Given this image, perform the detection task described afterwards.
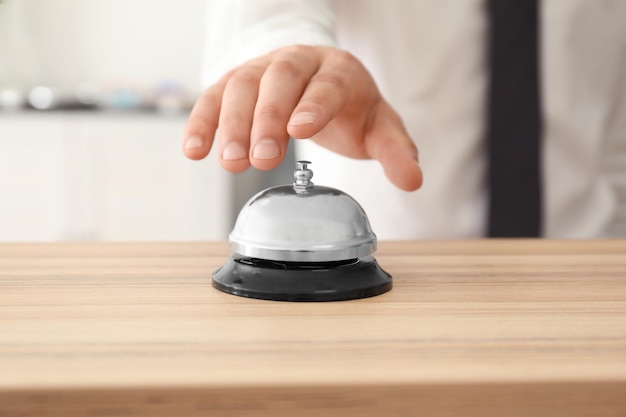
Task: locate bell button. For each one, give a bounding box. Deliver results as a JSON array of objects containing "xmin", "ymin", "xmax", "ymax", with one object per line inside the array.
[{"xmin": 293, "ymin": 160, "xmax": 314, "ymax": 192}]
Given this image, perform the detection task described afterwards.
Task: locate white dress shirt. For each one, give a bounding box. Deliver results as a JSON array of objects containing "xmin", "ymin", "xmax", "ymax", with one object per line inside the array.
[{"xmin": 203, "ymin": 0, "xmax": 626, "ymax": 239}]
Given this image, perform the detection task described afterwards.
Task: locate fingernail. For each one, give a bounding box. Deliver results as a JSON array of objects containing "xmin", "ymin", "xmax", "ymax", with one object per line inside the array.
[
  {"xmin": 288, "ymin": 112, "xmax": 316, "ymax": 126},
  {"xmin": 252, "ymin": 139, "xmax": 281, "ymax": 160},
  {"xmin": 222, "ymin": 142, "xmax": 247, "ymax": 160},
  {"xmin": 184, "ymin": 136, "xmax": 203, "ymax": 150}
]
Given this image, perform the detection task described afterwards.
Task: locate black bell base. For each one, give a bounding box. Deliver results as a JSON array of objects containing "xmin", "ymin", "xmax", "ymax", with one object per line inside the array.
[{"xmin": 212, "ymin": 255, "xmax": 392, "ymax": 302}]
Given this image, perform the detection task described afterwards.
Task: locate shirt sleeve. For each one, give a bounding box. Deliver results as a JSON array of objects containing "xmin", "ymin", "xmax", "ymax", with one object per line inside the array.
[{"xmin": 202, "ymin": 0, "xmax": 337, "ymax": 87}]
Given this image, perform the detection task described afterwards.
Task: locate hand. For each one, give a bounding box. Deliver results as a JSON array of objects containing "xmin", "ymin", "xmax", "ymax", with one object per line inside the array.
[{"xmin": 182, "ymin": 45, "xmax": 423, "ymax": 191}]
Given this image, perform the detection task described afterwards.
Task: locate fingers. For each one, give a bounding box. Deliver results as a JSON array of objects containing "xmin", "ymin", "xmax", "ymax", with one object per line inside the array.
[
  {"xmin": 365, "ymin": 101, "xmax": 423, "ymax": 191},
  {"xmin": 249, "ymin": 47, "xmax": 321, "ymax": 170},
  {"xmin": 215, "ymin": 64, "xmax": 265, "ymax": 172},
  {"xmin": 287, "ymin": 49, "xmax": 357, "ymax": 140},
  {"xmin": 182, "ymin": 74, "xmax": 229, "ymax": 161},
  {"xmin": 183, "ymin": 46, "xmax": 370, "ymax": 170}
]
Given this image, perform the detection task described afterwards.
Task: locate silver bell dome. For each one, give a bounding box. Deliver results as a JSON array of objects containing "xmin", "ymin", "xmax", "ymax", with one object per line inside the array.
[{"xmin": 229, "ymin": 161, "xmax": 377, "ymax": 262}]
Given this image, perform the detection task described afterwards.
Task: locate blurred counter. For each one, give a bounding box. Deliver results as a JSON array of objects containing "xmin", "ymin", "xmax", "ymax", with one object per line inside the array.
[{"xmin": 0, "ymin": 112, "xmax": 232, "ymax": 241}]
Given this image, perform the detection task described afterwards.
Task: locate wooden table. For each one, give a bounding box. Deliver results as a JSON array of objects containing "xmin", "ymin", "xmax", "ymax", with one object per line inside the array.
[{"xmin": 1, "ymin": 240, "xmax": 625, "ymax": 416}]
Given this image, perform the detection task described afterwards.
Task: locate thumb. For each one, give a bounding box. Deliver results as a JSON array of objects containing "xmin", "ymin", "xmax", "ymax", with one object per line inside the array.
[{"xmin": 365, "ymin": 101, "xmax": 423, "ymax": 191}]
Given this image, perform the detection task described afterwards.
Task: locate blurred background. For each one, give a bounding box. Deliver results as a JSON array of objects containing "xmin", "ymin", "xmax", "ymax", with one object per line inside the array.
[{"xmin": 0, "ymin": 0, "xmax": 289, "ymax": 242}]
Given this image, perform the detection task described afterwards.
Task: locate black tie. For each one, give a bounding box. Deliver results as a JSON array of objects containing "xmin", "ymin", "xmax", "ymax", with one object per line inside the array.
[{"xmin": 486, "ymin": 0, "xmax": 543, "ymax": 237}]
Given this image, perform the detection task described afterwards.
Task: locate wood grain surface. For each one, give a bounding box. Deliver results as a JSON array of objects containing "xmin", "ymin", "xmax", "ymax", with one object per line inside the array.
[{"xmin": 0, "ymin": 240, "xmax": 625, "ymax": 416}]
